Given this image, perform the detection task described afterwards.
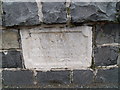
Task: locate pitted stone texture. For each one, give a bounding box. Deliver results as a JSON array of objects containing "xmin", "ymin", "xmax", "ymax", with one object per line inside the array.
[
  {"xmin": 116, "ymin": 2, "xmax": 120, "ymax": 22},
  {"xmin": 96, "ymin": 24, "xmax": 120, "ymax": 45},
  {"xmin": 73, "ymin": 70, "xmax": 94, "ymax": 86},
  {"xmin": 20, "ymin": 26, "xmax": 92, "ymax": 70},
  {"xmin": 0, "ymin": 1, "xmax": 2, "ymax": 26},
  {"xmin": 0, "ymin": 29, "xmax": 19, "ymax": 49},
  {"xmin": 0, "ymin": 52, "xmax": 1, "ymax": 68},
  {"xmin": 0, "ymin": 71, "xmax": 1, "ymax": 88},
  {"xmin": 117, "ymin": 54, "xmax": 120, "ymax": 67},
  {"xmin": 2, "ymin": 70, "xmax": 34, "ymax": 86},
  {"xmin": 94, "ymin": 46, "xmax": 119, "ymax": 66},
  {"xmin": 70, "ymin": 1, "xmax": 117, "ymax": 23},
  {"xmin": 116, "ymin": 2, "xmax": 120, "ymax": 11},
  {"xmin": 95, "ymin": 68, "xmax": 118, "ymax": 86},
  {"xmin": 42, "ymin": 2, "xmax": 67, "ymax": 24},
  {"xmin": 1, "ymin": 50, "xmax": 22, "ymax": 68},
  {"xmin": 36, "ymin": 71, "xmax": 70, "ymax": 86},
  {"xmin": 2, "ymin": 1, "xmax": 39, "ymax": 26}
]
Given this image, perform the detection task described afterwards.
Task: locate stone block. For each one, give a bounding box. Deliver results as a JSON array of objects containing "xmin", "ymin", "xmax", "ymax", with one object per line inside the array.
[
  {"xmin": 70, "ymin": 1, "xmax": 117, "ymax": 23},
  {"xmin": 20, "ymin": 26, "xmax": 92, "ymax": 70},
  {"xmin": 1, "ymin": 50, "xmax": 23, "ymax": 68},
  {"xmin": 0, "ymin": 1, "xmax": 2, "ymax": 26},
  {"xmin": 96, "ymin": 24, "xmax": 120, "ymax": 45},
  {"xmin": 2, "ymin": 70, "xmax": 34, "ymax": 86},
  {"xmin": 95, "ymin": 68, "xmax": 118, "ymax": 85},
  {"xmin": 0, "ymin": 29, "xmax": 20, "ymax": 49},
  {"xmin": 42, "ymin": 2, "xmax": 67, "ymax": 24},
  {"xmin": 2, "ymin": 1, "xmax": 39, "ymax": 26},
  {"xmin": 36, "ymin": 70, "xmax": 70, "ymax": 86},
  {"xmin": 94, "ymin": 46, "xmax": 119, "ymax": 66},
  {"xmin": 73, "ymin": 70, "xmax": 94, "ymax": 86}
]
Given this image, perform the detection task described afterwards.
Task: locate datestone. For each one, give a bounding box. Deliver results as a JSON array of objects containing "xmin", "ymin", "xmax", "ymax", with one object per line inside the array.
[{"xmin": 20, "ymin": 26, "xmax": 92, "ymax": 70}]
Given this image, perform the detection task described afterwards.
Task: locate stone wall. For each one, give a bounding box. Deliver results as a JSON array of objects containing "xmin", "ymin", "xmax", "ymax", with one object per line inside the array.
[{"xmin": 0, "ymin": 0, "xmax": 120, "ymax": 89}]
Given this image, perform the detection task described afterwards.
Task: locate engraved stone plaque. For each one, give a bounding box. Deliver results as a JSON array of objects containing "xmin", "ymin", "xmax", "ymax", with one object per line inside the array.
[{"xmin": 20, "ymin": 26, "xmax": 92, "ymax": 70}]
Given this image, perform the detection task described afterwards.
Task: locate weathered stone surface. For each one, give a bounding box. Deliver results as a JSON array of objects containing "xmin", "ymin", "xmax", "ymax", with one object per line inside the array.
[
  {"xmin": 1, "ymin": 50, "xmax": 22, "ymax": 68},
  {"xmin": 0, "ymin": 51, "xmax": 2, "ymax": 68},
  {"xmin": 116, "ymin": 2, "xmax": 120, "ymax": 11},
  {"xmin": 36, "ymin": 71, "xmax": 70, "ymax": 86},
  {"xmin": 95, "ymin": 68, "xmax": 118, "ymax": 85},
  {"xmin": 2, "ymin": 1, "xmax": 39, "ymax": 26},
  {"xmin": 0, "ymin": 29, "xmax": 20, "ymax": 49},
  {"xmin": 70, "ymin": 1, "xmax": 117, "ymax": 23},
  {"xmin": 94, "ymin": 46, "xmax": 119, "ymax": 66},
  {"xmin": 42, "ymin": 2, "xmax": 67, "ymax": 24},
  {"xmin": 96, "ymin": 24, "xmax": 120, "ymax": 45},
  {"xmin": 2, "ymin": 70, "xmax": 34, "ymax": 86},
  {"xmin": 73, "ymin": 70, "xmax": 94, "ymax": 86},
  {"xmin": 117, "ymin": 54, "xmax": 120, "ymax": 67},
  {"xmin": 20, "ymin": 26, "xmax": 92, "ymax": 70},
  {"xmin": 116, "ymin": 2, "xmax": 120, "ymax": 22},
  {"xmin": 0, "ymin": 70, "xmax": 2, "ymax": 89},
  {"xmin": 0, "ymin": 1, "xmax": 2, "ymax": 26}
]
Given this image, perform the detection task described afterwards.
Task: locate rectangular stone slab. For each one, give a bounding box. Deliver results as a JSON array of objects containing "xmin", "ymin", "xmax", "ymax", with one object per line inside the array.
[{"xmin": 20, "ymin": 26, "xmax": 92, "ymax": 70}]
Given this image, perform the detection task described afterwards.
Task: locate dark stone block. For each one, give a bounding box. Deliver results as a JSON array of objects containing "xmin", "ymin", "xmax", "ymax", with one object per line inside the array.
[
  {"xmin": 73, "ymin": 70, "xmax": 94, "ymax": 86},
  {"xmin": 116, "ymin": 2, "xmax": 120, "ymax": 11},
  {"xmin": 95, "ymin": 68, "xmax": 118, "ymax": 84},
  {"xmin": 1, "ymin": 50, "xmax": 23, "ymax": 68},
  {"xmin": 2, "ymin": 70, "xmax": 34, "ymax": 86},
  {"xmin": 95, "ymin": 24, "xmax": 120, "ymax": 45},
  {"xmin": 36, "ymin": 70, "xmax": 70, "ymax": 86},
  {"xmin": 2, "ymin": 1, "xmax": 40, "ymax": 26},
  {"xmin": 70, "ymin": 2, "xmax": 117, "ymax": 23},
  {"xmin": 116, "ymin": 2, "xmax": 120, "ymax": 22},
  {"xmin": 42, "ymin": 2, "xmax": 67, "ymax": 24},
  {"xmin": 0, "ymin": 1, "xmax": 2, "ymax": 26},
  {"xmin": 94, "ymin": 46, "xmax": 119, "ymax": 66},
  {"xmin": 0, "ymin": 52, "xmax": 2, "ymax": 68}
]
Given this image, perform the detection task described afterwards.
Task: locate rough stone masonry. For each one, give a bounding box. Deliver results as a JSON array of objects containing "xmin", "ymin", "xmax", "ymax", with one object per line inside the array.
[{"xmin": 0, "ymin": 0, "xmax": 120, "ymax": 89}]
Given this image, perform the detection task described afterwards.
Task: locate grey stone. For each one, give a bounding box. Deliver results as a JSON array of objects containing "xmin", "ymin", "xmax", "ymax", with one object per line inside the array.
[
  {"xmin": 0, "ymin": 29, "xmax": 20, "ymax": 49},
  {"xmin": 96, "ymin": 24, "xmax": 120, "ymax": 45},
  {"xmin": 73, "ymin": 70, "xmax": 94, "ymax": 86},
  {"xmin": 2, "ymin": 1, "xmax": 39, "ymax": 26},
  {"xmin": 0, "ymin": 52, "xmax": 2, "ymax": 68},
  {"xmin": 2, "ymin": 70, "xmax": 34, "ymax": 86},
  {"xmin": 94, "ymin": 46, "xmax": 119, "ymax": 66},
  {"xmin": 116, "ymin": 2, "xmax": 120, "ymax": 11},
  {"xmin": 116, "ymin": 2, "xmax": 120, "ymax": 22},
  {"xmin": 42, "ymin": 2, "xmax": 67, "ymax": 24},
  {"xmin": 0, "ymin": 1, "xmax": 2, "ymax": 26},
  {"xmin": 85, "ymin": 67, "xmax": 119, "ymax": 88},
  {"xmin": 0, "ymin": 70, "xmax": 2, "ymax": 89},
  {"xmin": 36, "ymin": 71, "xmax": 70, "ymax": 86},
  {"xmin": 1, "ymin": 50, "xmax": 23, "ymax": 68},
  {"xmin": 117, "ymin": 54, "xmax": 120, "ymax": 67},
  {"xmin": 95, "ymin": 68, "xmax": 118, "ymax": 84},
  {"xmin": 70, "ymin": 2, "xmax": 117, "ymax": 23}
]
